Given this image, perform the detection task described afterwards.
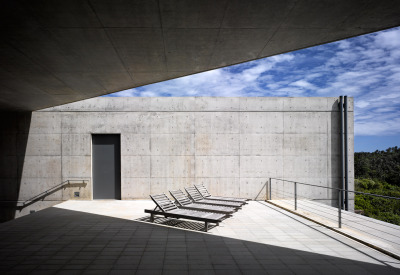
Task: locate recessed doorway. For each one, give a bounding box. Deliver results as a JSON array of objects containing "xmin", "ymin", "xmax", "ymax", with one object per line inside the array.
[{"xmin": 92, "ymin": 134, "xmax": 121, "ymax": 199}]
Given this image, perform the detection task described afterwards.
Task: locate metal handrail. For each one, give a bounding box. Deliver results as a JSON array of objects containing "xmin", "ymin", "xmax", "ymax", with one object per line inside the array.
[
  {"xmin": 21, "ymin": 179, "xmax": 88, "ymax": 206},
  {"xmin": 21, "ymin": 180, "xmax": 68, "ymax": 206},
  {"xmin": 0, "ymin": 180, "xmax": 88, "ymax": 208},
  {"xmin": 346, "ymin": 190, "xmax": 400, "ymax": 200},
  {"xmin": 267, "ymin": 177, "xmax": 400, "ymax": 228},
  {"xmin": 268, "ymin": 177, "xmax": 400, "ymax": 200}
]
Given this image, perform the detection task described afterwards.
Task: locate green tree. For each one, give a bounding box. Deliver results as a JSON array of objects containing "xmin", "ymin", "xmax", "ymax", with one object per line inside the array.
[{"xmin": 354, "ymin": 146, "xmax": 400, "ymax": 225}]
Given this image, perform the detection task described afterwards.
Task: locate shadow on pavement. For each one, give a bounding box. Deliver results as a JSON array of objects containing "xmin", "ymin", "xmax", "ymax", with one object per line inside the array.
[{"xmin": 0, "ymin": 207, "xmax": 399, "ymax": 274}]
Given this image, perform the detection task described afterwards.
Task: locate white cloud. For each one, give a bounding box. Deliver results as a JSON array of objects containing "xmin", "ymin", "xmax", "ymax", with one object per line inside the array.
[
  {"xmin": 355, "ymin": 100, "xmax": 370, "ymax": 109},
  {"xmin": 241, "ymin": 63, "xmax": 272, "ymax": 82},
  {"xmin": 356, "ymin": 117, "xmax": 400, "ymax": 136},
  {"xmin": 269, "ymin": 54, "xmax": 295, "ymax": 63},
  {"xmin": 106, "ymin": 89, "xmax": 136, "ymax": 97},
  {"xmin": 291, "ymin": 80, "xmax": 317, "ymax": 90},
  {"xmin": 275, "ymin": 87, "xmax": 305, "ymax": 96},
  {"xmin": 304, "ymin": 73, "xmax": 323, "ymax": 80},
  {"xmin": 337, "ymin": 40, "xmax": 351, "ymax": 49},
  {"xmin": 374, "ymin": 29, "xmax": 400, "ymax": 49}
]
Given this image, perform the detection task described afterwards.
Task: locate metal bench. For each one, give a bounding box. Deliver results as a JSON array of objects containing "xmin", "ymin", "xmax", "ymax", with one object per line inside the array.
[
  {"xmin": 185, "ymin": 187, "xmax": 242, "ymax": 208},
  {"xmin": 195, "ymin": 184, "xmax": 249, "ymax": 204},
  {"xmin": 144, "ymin": 193, "xmax": 227, "ymax": 232},
  {"xmin": 170, "ymin": 189, "xmax": 237, "ymax": 214}
]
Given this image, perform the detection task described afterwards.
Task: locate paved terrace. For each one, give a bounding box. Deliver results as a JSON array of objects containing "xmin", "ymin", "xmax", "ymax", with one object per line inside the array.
[{"xmin": 0, "ymin": 200, "xmax": 399, "ymax": 274}]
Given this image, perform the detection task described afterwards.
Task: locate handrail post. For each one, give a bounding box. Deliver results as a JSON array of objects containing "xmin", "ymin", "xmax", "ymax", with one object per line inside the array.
[
  {"xmin": 294, "ymin": 182, "xmax": 297, "ymax": 210},
  {"xmin": 269, "ymin": 178, "xmax": 272, "ymax": 200},
  {"xmin": 338, "ymin": 190, "xmax": 342, "ymax": 228}
]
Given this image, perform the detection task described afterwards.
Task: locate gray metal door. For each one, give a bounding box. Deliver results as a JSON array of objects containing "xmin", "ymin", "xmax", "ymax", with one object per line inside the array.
[{"xmin": 92, "ymin": 134, "xmax": 121, "ymax": 199}]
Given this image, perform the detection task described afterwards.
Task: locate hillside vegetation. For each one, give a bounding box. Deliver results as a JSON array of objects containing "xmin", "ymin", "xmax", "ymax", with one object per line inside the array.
[{"xmin": 354, "ymin": 146, "xmax": 400, "ymax": 225}]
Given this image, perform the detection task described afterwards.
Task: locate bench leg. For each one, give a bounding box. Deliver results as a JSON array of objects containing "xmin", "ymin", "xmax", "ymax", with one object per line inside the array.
[
  {"xmin": 150, "ymin": 214, "xmax": 154, "ymax": 222},
  {"xmin": 204, "ymin": 222, "xmax": 208, "ymax": 232}
]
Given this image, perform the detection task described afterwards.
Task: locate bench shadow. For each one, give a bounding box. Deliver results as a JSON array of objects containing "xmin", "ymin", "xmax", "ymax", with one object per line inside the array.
[
  {"xmin": 136, "ymin": 218, "xmax": 216, "ymax": 232},
  {"xmin": 0, "ymin": 207, "xmax": 398, "ymax": 274},
  {"xmin": 136, "ymin": 216, "xmax": 217, "ymax": 232}
]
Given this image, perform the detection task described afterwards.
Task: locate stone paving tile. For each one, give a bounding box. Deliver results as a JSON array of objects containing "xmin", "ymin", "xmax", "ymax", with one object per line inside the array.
[{"xmin": 0, "ymin": 200, "xmax": 399, "ymax": 274}]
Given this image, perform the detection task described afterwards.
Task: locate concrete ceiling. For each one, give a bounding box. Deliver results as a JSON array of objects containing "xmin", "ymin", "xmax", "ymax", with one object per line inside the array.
[{"xmin": 1, "ymin": 0, "xmax": 400, "ymax": 111}]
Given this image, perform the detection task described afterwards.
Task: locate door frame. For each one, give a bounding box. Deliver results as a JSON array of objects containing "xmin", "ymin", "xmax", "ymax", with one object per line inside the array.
[{"xmin": 91, "ymin": 133, "xmax": 121, "ymax": 200}]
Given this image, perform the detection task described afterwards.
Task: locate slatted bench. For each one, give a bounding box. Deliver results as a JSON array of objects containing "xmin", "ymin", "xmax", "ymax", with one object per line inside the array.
[
  {"xmin": 195, "ymin": 184, "xmax": 249, "ymax": 204},
  {"xmin": 144, "ymin": 193, "xmax": 227, "ymax": 232},
  {"xmin": 185, "ymin": 187, "xmax": 242, "ymax": 209},
  {"xmin": 170, "ymin": 189, "xmax": 236, "ymax": 214}
]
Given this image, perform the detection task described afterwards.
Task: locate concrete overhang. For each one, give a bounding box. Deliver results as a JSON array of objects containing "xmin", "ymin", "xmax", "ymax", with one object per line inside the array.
[{"xmin": 1, "ymin": 0, "xmax": 399, "ymax": 111}]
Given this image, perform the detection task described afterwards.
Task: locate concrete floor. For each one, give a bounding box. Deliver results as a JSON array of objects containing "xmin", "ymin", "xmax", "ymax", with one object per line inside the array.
[{"xmin": 0, "ymin": 200, "xmax": 399, "ymax": 274}]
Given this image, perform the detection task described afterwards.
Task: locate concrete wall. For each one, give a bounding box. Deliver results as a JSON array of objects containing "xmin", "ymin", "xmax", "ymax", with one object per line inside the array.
[{"xmin": 0, "ymin": 97, "xmax": 354, "ymax": 221}]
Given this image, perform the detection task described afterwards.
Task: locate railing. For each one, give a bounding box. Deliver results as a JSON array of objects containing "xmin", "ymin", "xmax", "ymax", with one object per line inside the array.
[
  {"xmin": 0, "ymin": 180, "xmax": 88, "ymax": 209},
  {"xmin": 266, "ymin": 177, "xmax": 400, "ymax": 261},
  {"xmin": 266, "ymin": 177, "xmax": 400, "ymax": 228},
  {"xmin": 20, "ymin": 180, "xmax": 88, "ymax": 208}
]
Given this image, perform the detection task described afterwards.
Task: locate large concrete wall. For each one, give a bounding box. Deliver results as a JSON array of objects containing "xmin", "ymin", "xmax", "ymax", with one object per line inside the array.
[{"xmin": 0, "ymin": 97, "xmax": 354, "ymax": 221}]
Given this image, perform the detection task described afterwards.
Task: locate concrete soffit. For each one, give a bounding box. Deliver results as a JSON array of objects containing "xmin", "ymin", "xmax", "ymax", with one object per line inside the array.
[{"xmin": 0, "ymin": 0, "xmax": 399, "ymax": 111}]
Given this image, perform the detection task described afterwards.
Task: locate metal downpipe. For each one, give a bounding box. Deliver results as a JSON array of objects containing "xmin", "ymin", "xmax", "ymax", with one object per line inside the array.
[
  {"xmin": 339, "ymin": 96, "xmax": 345, "ymax": 209},
  {"xmin": 344, "ymin": 96, "xmax": 349, "ymax": 211}
]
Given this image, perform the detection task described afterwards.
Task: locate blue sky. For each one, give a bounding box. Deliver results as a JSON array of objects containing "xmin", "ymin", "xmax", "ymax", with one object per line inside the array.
[{"xmin": 105, "ymin": 27, "xmax": 400, "ymax": 152}]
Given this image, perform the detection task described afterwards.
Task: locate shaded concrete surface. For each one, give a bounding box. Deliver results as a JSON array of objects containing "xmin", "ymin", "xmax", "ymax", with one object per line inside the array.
[
  {"xmin": 0, "ymin": 112, "xmax": 32, "ymax": 222},
  {"xmin": 269, "ymin": 199, "xmax": 400, "ymax": 260},
  {"xmin": 0, "ymin": 201, "xmax": 398, "ymax": 274},
  {"xmin": 1, "ymin": 1, "xmax": 400, "ymax": 111}
]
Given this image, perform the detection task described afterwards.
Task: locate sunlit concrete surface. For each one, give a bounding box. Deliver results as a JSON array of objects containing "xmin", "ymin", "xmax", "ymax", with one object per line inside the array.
[
  {"xmin": 0, "ymin": 200, "xmax": 397, "ymax": 274},
  {"xmin": 269, "ymin": 199, "xmax": 400, "ymax": 259},
  {"xmin": 1, "ymin": 97, "xmax": 354, "ymax": 222},
  {"xmin": 55, "ymin": 200, "xmax": 157, "ymax": 221}
]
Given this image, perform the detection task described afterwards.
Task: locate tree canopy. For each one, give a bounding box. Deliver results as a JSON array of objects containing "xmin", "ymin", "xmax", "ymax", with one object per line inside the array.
[
  {"xmin": 354, "ymin": 146, "xmax": 400, "ymax": 225},
  {"xmin": 355, "ymin": 146, "xmax": 400, "ymax": 186}
]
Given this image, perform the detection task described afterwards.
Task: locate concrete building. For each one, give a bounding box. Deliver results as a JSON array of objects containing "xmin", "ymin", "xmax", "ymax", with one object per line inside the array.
[
  {"xmin": 0, "ymin": 1, "xmax": 396, "ymax": 222},
  {"xmin": 1, "ymin": 2, "xmax": 399, "ymax": 273},
  {"xmin": 0, "ymin": 97, "xmax": 353, "ymax": 221}
]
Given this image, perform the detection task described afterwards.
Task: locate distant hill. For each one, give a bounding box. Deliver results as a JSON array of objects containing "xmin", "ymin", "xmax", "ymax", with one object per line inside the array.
[{"xmin": 355, "ymin": 146, "xmax": 400, "ymax": 187}]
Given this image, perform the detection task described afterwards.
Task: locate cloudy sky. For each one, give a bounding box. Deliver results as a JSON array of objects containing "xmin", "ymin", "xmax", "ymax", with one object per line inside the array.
[{"xmin": 106, "ymin": 27, "xmax": 400, "ymax": 152}]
